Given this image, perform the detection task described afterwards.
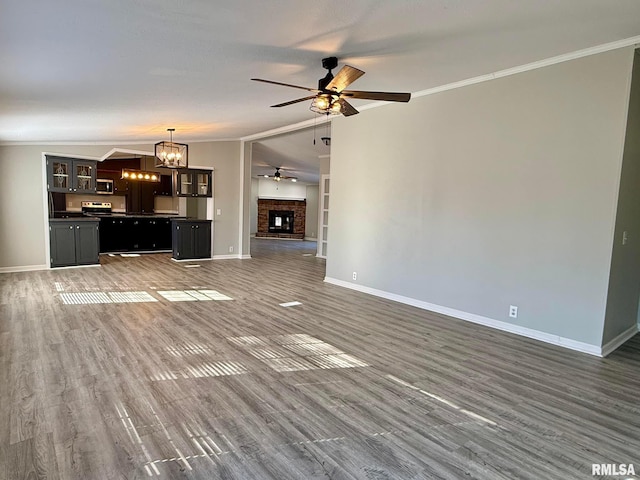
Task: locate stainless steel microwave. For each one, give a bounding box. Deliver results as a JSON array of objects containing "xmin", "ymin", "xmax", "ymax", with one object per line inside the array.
[{"xmin": 96, "ymin": 178, "xmax": 113, "ymax": 194}]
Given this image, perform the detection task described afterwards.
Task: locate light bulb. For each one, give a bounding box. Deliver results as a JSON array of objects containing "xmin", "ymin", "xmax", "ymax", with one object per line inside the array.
[
  {"xmin": 291, "ymin": 178, "xmax": 297, "ymax": 182},
  {"xmin": 315, "ymin": 96, "xmax": 329, "ymax": 109},
  {"xmin": 151, "ymin": 175, "xmax": 157, "ymax": 181},
  {"xmin": 138, "ymin": 173, "xmax": 143, "ymax": 179},
  {"xmin": 123, "ymin": 172, "xmax": 129, "ymax": 178},
  {"xmin": 144, "ymin": 174, "xmax": 150, "ymax": 180}
]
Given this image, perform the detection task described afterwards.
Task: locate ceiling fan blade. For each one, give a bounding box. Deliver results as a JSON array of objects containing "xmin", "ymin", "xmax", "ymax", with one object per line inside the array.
[
  {"xmin": 325, "ymin": 65, "xmax": 365, "ymax": 92},
  {"xmin": 271, "ymin": 96, "xmax": 317, "ymax": 108},
  {"xmin": 337, "ymin": 99, "xmax": 359, "ymax": 117},
  {"xmin": 340, "ymin": 90, "xmax": 411, "ymax": 102},
  {"xmin": 251, "ymin": 78, "xmax": 319, "ymax": 93}
]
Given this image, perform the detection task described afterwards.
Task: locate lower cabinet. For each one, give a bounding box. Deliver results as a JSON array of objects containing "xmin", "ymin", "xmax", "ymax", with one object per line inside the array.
[
  {"xmin": 172, "ymin": 220, "xmax": 212, "ymax": 260},
  {"xmin": 99, "ymin": 217, "xmax": 173, "ymax": 252},
  {"xmin": 50, "ymin": 220, "xmax": 100, "ymax": 267}
]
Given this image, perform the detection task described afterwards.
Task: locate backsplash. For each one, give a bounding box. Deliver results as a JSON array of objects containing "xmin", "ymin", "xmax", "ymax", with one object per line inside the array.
[{"xmin": 65, "ymin": 194, "xmax": 127, "ymax": 212}]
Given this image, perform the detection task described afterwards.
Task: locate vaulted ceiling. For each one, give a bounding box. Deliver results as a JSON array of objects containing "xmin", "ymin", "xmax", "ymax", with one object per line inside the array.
[{"xmin": 2, "ymin": 1, "xmax": 640, "ymax": 145}]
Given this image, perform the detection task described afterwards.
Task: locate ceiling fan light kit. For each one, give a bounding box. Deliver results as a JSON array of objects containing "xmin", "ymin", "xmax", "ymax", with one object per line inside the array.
[
  {"xmin": 262, "ymin": 167, "xmax": 297, "ymax": 182},
  {"xmin": 155, "ymin": 128, "xmax": 188, "ymax": 168},
  {"xmin": 252, "ymin": 56, "xmax": 411, "ymax": 117}
]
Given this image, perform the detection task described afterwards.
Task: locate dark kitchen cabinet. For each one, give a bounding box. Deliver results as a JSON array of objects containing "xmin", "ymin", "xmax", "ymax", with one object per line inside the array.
[
  {"xmin": 50, "ymin": 220, "xmax": 100, "ymax": 267},
  {"xmin": 149, "ymin": 218, "xmax": 172, "ymax": 250},
  {"xmin": 99, "ymin": 217, "xmax": 172, "ymax": 253},
  {"xmin": 47, "ymin": 156, "xmax": 97, "ymax": 194},
  {"xmin": 176, "ymin": 169, "xmax": 212, "ymax": 197},
  {"xmin": 99, "ymin": 217, "xmax": 129, "ymax": 252},
  {"xmin": 172, "ymin": 220, "xmax": 211, "ymax": 260},
  {"xmin": 154, "ymin": 175, "xmax": 173, "ymax": 196},
  {"xmin": 127, "ymin": 182, "xmax": 155, "ymax": 214}
]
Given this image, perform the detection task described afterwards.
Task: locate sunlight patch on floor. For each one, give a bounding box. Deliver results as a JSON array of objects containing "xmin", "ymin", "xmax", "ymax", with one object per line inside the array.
[
  {"xmin": 156, "ymin": 290, "xmax": 234, "ymax": 302},
  {"xmin": 227, "ymin": 334, "xmax": 369, "ymax": 373}
]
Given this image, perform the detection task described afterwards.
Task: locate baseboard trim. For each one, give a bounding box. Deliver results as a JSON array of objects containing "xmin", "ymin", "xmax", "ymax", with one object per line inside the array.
[
  {"xmin": 171, "ymin": 257, "xmax": 215, "ymax": 262},
  {"xmin": 324, "ymin": 277, "xmax": 602, "ymax": 357},
  {"xmin": 212, "ymin": 254, "xmax": 247, "ymax": 260},
  {"xmin": 601, "ymin": 325, "xmax": 639, "ymax": 357},
  {"xmin": 304, "ymin": 237, "xmax": 318, "ymax": 242},
  {"xmin": 0, "ymin": 264, "xmax": 49, "ymax": 273}
]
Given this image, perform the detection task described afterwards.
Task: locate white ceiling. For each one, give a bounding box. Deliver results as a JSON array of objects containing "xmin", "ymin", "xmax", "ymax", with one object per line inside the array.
[{"xmin": 2, "ymin": 1, "xmax": 640, "ymax": 146}]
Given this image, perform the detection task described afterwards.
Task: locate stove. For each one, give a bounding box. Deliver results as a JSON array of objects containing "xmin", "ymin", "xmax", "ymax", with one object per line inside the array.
[{"xmin": 81, "ymin": 201, "xmax": 112, "ymax": 215}]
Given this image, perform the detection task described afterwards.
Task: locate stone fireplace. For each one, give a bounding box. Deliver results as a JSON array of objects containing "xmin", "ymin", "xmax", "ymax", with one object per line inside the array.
[{"xmin": 257, "ymin": 199, "xmax": 306, "ymax": 239}]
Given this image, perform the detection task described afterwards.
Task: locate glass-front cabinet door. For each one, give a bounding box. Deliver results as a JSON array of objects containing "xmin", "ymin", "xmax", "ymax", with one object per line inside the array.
[
  {"xmin": 196, "ymin": 172, "xmax": 211, "ymax": 196},
  {"xmin": 178, "ymin": 171, "xmax": 194, "ymax": 196},
  {"xmin": 47, "ymin": 156, "xmax": 97, "ymax": 193},
  {"xmin": 47, "ymin": 157, "xmax": 73, "ymax": 192},
  {"xmin": 176, "ymin": 169, "xmax": 212, "ymax": 197},
  {"xmin": 72, "ymin": 160, "xmax": 96, "ymax": 193}
]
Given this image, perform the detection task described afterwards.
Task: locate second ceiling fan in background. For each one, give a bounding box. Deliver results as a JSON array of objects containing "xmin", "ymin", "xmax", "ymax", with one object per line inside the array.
[{"xmin": 252, "ymin": 57, "xmax": 411, "ymax": 117}]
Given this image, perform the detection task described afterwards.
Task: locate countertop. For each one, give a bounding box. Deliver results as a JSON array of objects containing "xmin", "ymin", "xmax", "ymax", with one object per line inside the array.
[
  {"xmin": 49, "ymin": 216, "xmax": 102, "ymax": 222},
  {"xmin": 50, "ymin": 212, "xmax": 186, "ymax": 220}
]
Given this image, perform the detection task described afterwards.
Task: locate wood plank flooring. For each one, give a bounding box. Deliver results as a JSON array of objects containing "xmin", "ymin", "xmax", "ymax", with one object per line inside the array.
[{"xmin": 1, "ymin": 238, "xmax": 639, "ymax": 479}]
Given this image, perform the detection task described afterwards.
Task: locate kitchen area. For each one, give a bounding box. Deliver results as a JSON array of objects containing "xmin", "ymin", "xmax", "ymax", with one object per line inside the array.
[{"xmin": 47, "ymin": 154, "xmax": 213, "ymax": 267}]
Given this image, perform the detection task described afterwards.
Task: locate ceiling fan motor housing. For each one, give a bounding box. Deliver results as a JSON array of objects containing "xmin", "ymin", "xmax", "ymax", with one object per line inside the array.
[
  {"xmin": 322, "ymin": 57, "xmax": 338, "ymax": 70},
  {"xmin": 318, "ymin": 57, "xmax": 338, "ymax": 90}
]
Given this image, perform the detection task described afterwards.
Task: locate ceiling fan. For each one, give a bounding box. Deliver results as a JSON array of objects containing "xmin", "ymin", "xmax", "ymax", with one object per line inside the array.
[
  {"xmin": 252, "ymin": 57, "xmax": 411, "ymax": 117},
  {"xmin": 262, "ymin": 167, "xmax": 297, "ymax": 182}
]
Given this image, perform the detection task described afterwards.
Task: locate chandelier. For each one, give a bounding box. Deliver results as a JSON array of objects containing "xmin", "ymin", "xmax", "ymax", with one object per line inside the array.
[{"xmin": 155, "ymin": 128, "xmax": 188, "ymax": 168}]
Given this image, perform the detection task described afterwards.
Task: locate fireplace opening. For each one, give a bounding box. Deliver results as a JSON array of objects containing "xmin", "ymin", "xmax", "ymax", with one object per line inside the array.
[{"xmin": 268, "ymin": 210, "xmax": 294, "ymax": 234}]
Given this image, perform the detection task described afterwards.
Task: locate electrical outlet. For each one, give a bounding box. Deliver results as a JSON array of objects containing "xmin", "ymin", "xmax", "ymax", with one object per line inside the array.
[
  {"xmin": 509, "ymin": 305, "xmax": 518, "ymax": 318},
  {"xmin": 67, "ymin": 201, "xmax": 72, "ymax": 207},
  {"xmin": 229, "ymin": 246, "xmax": 233, "ymax": 253},
  {"xmin": 217, "ymin": 209, "xmax": 221, "ymax": 216},
  {"xmin": 623, "ymin": 231, "xmax": 628, "ymax": 245},
  {"xmin": 352, "ymin": 272, "xmax": 357, "ymax": 281}
]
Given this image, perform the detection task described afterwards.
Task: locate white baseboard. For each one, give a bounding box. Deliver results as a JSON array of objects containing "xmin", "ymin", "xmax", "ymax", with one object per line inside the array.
[
  {"xmin": 171, "ymin": 257, "xmax": 214, "ymax": 262},
  {"xmin": 212, "ymin": 254, "xmax": 249, "ymax": 260},
  {"xmin": 601, "ymin": 325, "xmax": 639, "ymax": 357},
  {"xmin": 305, "ymin": 237, "xmax": 318, "ymax": 241},
  {"xmin": 171, "ymin": 254, "xmax": 251, "ymax": 261},
  {"xmin": 324, "ymin": 277, "xmax": 602, "ymax": 357},
  {"xmin": 0, "ymin": 263, "xmax": 49, "ymax": 273}
]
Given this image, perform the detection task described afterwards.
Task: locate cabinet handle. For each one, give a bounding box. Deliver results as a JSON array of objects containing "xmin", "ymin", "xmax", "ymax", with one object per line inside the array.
[
  {"xmin": 76, "ymin": 225, "xmax": 80, "ymax": 229},
  {"xmin": 69, "ymin": 225, "xmax": 73, "ymax": 229},
  {"xmin": 196, "ymin": 225, "xmax": 199, "ymax": 229}
]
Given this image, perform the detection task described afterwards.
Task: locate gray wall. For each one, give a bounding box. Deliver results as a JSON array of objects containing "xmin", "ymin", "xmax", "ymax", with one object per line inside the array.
[
  {"xmin": 250, "ymin": 177, "xmax": 259, "ymax": 235},
  {"xmin": 0, "ymin": 141, "xmax": 241, "ymax": 269},
  {"xmin": 174, "ymin": 141, "xmax": 241, "ymax": 256},
  {"xmin": 305, "ymin": 185, "xmax": 319, "ymax": 239},
  {"xmin": 603, "ymin": 49, "xmax": 640, "ymax": 344},
  {"xmin": 327, "ymin": 48, "xmax": 633, "ymax": 347}
]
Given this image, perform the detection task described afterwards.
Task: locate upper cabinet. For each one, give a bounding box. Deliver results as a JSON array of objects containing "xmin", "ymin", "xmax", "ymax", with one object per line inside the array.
[
  {"xmin": 176, "ymin": 169, "xmax": 212, "ymax": 197},
  {"xmin": 47, "ymin": 156, "xmax": 97, "ymax": 194},
  {"xmin": 154, "ymin": 174, "xmax": 173, "ymax": 196}
]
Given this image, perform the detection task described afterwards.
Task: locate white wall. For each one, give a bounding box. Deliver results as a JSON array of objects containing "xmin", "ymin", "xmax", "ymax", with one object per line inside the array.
[
  {"xmin": 0, "ymin": 140, "xmax": 241, "ymax": 269},
  {"xmin": 327, "ymin": 47, "xmax": 634, "ymax": 349},
  {"xmin": 257, "ymin": 178, "xmax": 307, "ymax": 199}
]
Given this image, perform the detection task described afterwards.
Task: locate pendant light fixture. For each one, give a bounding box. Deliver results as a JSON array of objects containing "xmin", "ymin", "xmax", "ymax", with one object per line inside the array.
[{"xmin": 155, "ymin": 128, "xmax": 188, "ymax": 168}]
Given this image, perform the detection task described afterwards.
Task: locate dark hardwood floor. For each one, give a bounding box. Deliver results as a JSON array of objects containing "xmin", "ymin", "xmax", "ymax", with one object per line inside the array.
[{"xmin": 1, "ymin": 238, "xmax": 639, "ymax": 479}]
